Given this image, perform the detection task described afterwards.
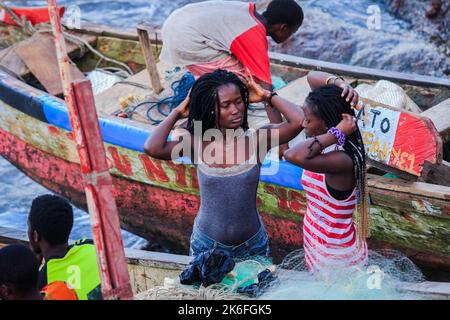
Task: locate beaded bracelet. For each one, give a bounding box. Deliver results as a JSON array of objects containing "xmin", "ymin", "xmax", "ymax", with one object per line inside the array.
[{"xmin": 327, "ymin": 127, "xmax": 346, "ymax": 147}]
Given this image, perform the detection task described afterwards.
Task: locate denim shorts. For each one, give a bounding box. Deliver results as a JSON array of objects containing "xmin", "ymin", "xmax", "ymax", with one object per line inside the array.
[{"xmin": 189, "ymin": 221, "xmax": 270, "ymax": 260}]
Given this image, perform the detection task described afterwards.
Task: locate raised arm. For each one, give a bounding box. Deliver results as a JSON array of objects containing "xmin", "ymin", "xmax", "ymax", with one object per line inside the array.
[
  {"xmin": 143, "ymin": 97, "xmax": 190, "ymax": 161},
  {"xmin": 259, "ymin": 80, "xmax": 283, "ymax": 124},
  {"xmin": 307, "ymin": 71, "xmax": 359, "ymax": 107},
  {"xmin": 246, "ymin": 73, "xmax": 304, "ymax": 153},
  {"xmin": 284, "ymin": 114, "xmax": 356, "ymax": 174}
]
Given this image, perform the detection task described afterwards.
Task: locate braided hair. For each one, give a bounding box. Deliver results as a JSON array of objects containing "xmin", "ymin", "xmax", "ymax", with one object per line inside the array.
[
  {"xmin": 305, "ymin": 85, "xmax": 370, "ymax": 245},
  {"xmin": 185, "ymin": 69, "xmax": 249, "ymax": 135}
]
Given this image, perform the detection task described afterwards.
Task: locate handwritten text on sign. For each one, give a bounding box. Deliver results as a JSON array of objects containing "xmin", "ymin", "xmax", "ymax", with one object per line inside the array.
[
  {"xmin": 357, "ymin": 101, "xmax": 438, "ymax": 176},
  {"xmin": 358, "ymin": 105, "xmax": 400, "ymax": 165}
]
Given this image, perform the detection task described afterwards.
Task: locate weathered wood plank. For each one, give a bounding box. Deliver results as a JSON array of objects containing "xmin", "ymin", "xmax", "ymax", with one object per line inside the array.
[
  {"xmin": 422, "ymin": 98, "xmax": 450, "ymax": 143},
  {"xmin": 137, "ymin": 26, "xmax": 163, "ymax": 94},
  {"xmin": 419, "ymin": 160, "xmax": 450, "ymax": 187},
  {"xmin": 367, "ymin": 173, "xmax": 450, "ymax": 201},
  {"xmin": 13, "ymin": 33, "xmax": 85, "ymax": 95},
  {"xmin": 269, "ymin": 52, "xmax": 450, "ymax": 89},
  {"xmin": 0, "ymin": 46, "xmax": 27, "ymax": 79},
  {"xmin": 0, "ymin": 30, "xmax": 96, "ymax": 81}
]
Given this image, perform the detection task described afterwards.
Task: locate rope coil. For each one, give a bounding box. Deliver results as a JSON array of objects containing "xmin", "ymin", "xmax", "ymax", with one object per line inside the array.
[{"xmin": 126, "ymin": 72, "xmax": 196, "ymax": 124}]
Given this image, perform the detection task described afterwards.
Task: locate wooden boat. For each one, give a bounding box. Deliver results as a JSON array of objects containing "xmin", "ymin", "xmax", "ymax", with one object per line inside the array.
[
  {"xmin": 0, "ymin": 225, "xmax": 449, "ymax": 299},
  {"xmin": 0, "ymin": 21, "xmax": 449, "ymax": 271}
]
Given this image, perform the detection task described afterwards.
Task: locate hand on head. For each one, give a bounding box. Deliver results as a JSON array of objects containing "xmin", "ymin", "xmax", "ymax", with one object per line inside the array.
[
  {"xmin": 175, "ymin": 91, "xmax": 191, "ymax": 118},
  {"xmin": 336, "ymin": 113, "xmax": 357, "ymax": 137},
  {"xmin": 335, "ymin": 80, "xmax": 359, "ymax": 107},
  {"xmin": 244, "ymin": 68, "xmax": 271, "ymax": 103}
]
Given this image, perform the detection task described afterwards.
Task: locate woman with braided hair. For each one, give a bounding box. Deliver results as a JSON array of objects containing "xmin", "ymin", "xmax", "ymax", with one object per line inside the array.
[
  {"xmin": 144, "ymin": 69, "xmax": 304, "ymax": 259},
  {"xmin": 284, "ymin": 71, "xmax": 369, "ymax": 273}
]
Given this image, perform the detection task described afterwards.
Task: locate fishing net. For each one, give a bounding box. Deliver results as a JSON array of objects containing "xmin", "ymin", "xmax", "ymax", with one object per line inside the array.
[
  {"xmin": 259, "ymin": 248, "xmax": 427, "ymax": 300},
  {"xmin": 135, "ymin": 257, "xmax": 272, "ymax": 300},
  {"xmin": 135, "ymin": 283, "xmax": 249, "ymax": 301},
  {"xmin": 135, "ymin": 249, "xmax": 429, "ymax": 300}
]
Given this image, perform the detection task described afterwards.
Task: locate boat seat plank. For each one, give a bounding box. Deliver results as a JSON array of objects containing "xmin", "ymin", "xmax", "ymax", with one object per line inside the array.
[
  {"xmin": 13, "ymin": 33, "xmax": 86, "ymax": 96},
  {"xmin": 277, "ymin": 75, "xmax": 311, "ymax": 106},
  {"xmin": 0, "ymin": 31, "xmax": 96, "ymax": 82},
  {"xmin": 422, "ymin": 98, "xmax": 450, "ymax": 143},
  {"xmin": 0, "ymin": 46, "xmax": 28, "ymax": 78}
]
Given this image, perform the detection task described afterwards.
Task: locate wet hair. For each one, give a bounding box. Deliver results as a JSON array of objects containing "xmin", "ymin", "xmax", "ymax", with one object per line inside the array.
[
  {"xmin": 305, "ymin": 85, "xmax": 369, "ymax": 243},
  {"xmin": 186, "ymin": 69, "xmax": 249, "ymax": 135},
  {"xmin": 0, "ymin": 245, "xmax": 39, "ymax": 293},
  {"xmin": 263, "ymin": 0, "xmax": 304, "ymax": 28},
  {"xmin": 28, "ymin": 194, "xmax": 73, "ymax": 246}
]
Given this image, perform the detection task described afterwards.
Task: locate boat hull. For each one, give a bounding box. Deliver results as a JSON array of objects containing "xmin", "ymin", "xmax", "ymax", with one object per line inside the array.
[{"xmin": 0, "ymin": 106, "xmax": 450, "ymax": 270}]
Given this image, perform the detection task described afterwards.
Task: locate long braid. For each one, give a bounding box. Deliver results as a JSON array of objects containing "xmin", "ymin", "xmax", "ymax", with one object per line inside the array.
[
  {"xmin": 306, "ymin": 85, "xmax": 370, "ymax": 248},
  {"xmin": 186, "ymin": 69, "xmax": 249, "ymax": 135}
]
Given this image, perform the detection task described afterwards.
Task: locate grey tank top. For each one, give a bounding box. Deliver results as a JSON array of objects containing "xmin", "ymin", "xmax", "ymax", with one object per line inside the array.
[{"xmin": 195, "ymin": 162, "xmax": 262, "ymax": 246}]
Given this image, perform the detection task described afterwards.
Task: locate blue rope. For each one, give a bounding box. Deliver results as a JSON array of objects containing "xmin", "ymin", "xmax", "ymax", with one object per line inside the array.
[{"xmin": 128, "ymin": 72, "xmax": 196, "ymax": 125}]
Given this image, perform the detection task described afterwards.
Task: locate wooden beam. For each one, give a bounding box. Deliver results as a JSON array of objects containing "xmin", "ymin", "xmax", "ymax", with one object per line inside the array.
[
  {"xmin": 137, "ymin": 24, "xmax": 163, "ymax": 94},
  {"xmin": 367, "ymin": 159, "xmax": 417, "ymax": 181},
  {"xmin": 269, "ymin": 52, "xmax": 450, "ymax": 89},
  {"xmin": 14, "ymin": 32, "xmax": 85, "ymax": 95},
  {"xmin": 419, "ymin": 160, "xmax": 450, "ymax": 187},
  {"xmin": 47, "ymin": 0, "xmax": 133, "ymax": 300},
  {"xmin": 367, "ymin": 173, "xmax": 450, "ymax": 201},
  {"xmin": 422, "ymin": 98, "xmax": 450, "ymax": 143}
]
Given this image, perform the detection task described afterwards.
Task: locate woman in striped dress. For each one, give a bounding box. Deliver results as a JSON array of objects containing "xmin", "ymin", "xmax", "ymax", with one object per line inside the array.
[{"xmin": 284, "ymin": 71, "xmax": 369, "ymax": 273}]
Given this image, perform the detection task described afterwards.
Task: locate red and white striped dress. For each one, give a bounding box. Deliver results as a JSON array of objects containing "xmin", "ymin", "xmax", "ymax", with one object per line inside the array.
[{"xmin": 301, "ymin": 170, "xmax": 368, "ymax": 273}]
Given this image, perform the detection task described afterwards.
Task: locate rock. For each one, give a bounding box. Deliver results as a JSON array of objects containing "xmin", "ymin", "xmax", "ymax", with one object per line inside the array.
[
  {"xmin": 384, "ymin": 0, "xmax": 449, "ymax": 57},
  {"xmin": 425, "ymin": 0, "xmax": 442, "ymax": 20}
]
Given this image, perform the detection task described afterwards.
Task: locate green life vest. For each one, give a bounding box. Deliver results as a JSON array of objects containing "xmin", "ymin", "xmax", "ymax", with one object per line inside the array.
[{"xmin": 46, "ymin": 239, "xmax": 102, "ymax": 300}]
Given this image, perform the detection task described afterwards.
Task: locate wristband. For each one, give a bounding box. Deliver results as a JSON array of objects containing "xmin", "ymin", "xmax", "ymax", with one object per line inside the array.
[
  {"xmin": 267, "ymin": 91, "xmax": 278, "ymax": 108},
  {"xmin": 327, "ymin": 127, "xmax": 346, "ymax": 147}
]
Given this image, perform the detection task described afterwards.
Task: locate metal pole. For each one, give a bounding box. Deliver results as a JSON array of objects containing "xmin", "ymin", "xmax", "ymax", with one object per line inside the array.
[{"xmin": 47, "ymin": 0, "xmax": 133, "ymax": 300}]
